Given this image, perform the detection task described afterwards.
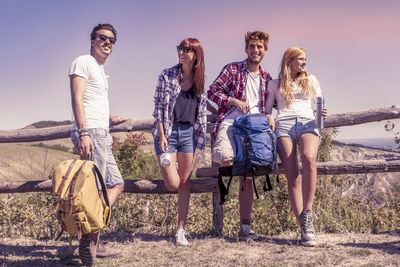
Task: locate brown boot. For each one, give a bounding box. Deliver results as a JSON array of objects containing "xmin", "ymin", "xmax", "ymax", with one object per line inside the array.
[
  {"xmin": 96, "ymin": 234, "xmax": 122, "ymax": 258},
  {"xmin": 79, "ymin": 232, "xmax": 99, "ymax": 266}
]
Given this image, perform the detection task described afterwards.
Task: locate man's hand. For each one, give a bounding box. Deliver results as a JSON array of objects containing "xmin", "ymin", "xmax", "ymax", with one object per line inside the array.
[
  {"xmin": 110, "ymin": 115, "xmax": 127, "ymax": 125},
  {"xmin": 229, "ymin": 98, "xmax": 250, "ymax": 114},
  {"xmin": 78, "ymin": 135, "xmax": 94, "ymax": 157}
]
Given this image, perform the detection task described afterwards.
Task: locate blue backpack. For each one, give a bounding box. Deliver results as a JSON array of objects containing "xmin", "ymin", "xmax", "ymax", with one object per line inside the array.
[{"xmin": 218, "ymin": 113, "xmax": 278, "ymax": 203}]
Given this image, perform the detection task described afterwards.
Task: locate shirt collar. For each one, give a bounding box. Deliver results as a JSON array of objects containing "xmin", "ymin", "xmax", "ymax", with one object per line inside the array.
[{"xmin": 241, "ymin": 59, "xmax": 266, "ymax": 76}]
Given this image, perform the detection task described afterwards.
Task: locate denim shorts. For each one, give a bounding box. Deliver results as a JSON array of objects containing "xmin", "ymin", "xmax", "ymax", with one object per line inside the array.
[
  {"xmin": 71, "ymin": 128, "xmax": 124, "ymax": 190},
  {"xmin": 154, "ymin": 123, "xmax": 196, "ymax": 155},
  {"xmin": 275, "ymin": 117, "xmax": 320, "ymax": 141}
]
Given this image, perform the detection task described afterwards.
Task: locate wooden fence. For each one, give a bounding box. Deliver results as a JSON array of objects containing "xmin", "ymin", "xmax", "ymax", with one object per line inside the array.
[{"xmin": 1, "ymin": 104, "xmax": 400, "ymax": 235}]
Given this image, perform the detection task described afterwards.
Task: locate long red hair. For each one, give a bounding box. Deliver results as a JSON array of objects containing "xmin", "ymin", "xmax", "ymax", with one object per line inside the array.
[{"xmin": 179, "ymin": 38, "xmax": 205, "ymax": 96}]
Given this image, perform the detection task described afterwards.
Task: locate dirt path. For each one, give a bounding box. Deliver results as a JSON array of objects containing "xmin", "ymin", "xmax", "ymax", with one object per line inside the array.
[{"xmin": 1, "ymin": 231, "xmax": 399, "ymax": 266}]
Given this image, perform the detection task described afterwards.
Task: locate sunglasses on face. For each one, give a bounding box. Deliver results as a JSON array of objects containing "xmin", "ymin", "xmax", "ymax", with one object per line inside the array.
[
  {"xmin": 176, "ymin": 46, "xmax": 194, "ymax": 53},
  {"xmin": 96, "ymin": 34, "xmax": 117, "ymax": 44}
]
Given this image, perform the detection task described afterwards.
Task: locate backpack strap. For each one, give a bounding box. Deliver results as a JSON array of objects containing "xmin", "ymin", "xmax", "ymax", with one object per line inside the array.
[
  {"xmin": 67, "ymin": 164, "xmax": 85, "ymax": 216},
  {"xmin": 93, "ymin": 164, "xmax": 111, "ymax": 224},
  {"xmin": 74, "ymin": 213, "xmax": 82, "ymax": 240},
  {"xmin": 217, "ymin": 173, "xmax": 227, "ymax": 204},
  {"xmin": 251, "ymin": 167, "xmax": 260, "ymax": 199},
  {"xmin": 50, "ymin": 159, "xmax": 77, "ymax": 215},
  {"xmin": 217, "ymin": 166, "xmax": 234, "ymax": 205},
  {"xmin": 263, "ymin": 173, "xmax": 273, "ymax": 191}
]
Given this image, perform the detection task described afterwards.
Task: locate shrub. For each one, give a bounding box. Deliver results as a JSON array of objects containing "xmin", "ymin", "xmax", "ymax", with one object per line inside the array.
[{"xmin": 0, "ymin": 131, "xmax": 399, "ymax": 238}]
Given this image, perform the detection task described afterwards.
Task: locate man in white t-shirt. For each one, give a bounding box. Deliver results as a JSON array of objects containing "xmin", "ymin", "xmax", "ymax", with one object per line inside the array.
[
  {"xmin": 207, "ymin": 31, "xmax": 273, "ymax": 241},
  {"xmin": 69, "ymin": 23, "xmax": 125, "ymax": 264}
]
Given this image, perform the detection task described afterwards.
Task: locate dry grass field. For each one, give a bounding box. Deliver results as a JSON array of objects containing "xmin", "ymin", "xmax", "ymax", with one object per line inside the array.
[
  {"xmin": 0, "ymin": 143, "xmax": 78, "ymax": 182},
  {"xmin": 0, "ymin": 231, "xmax": 399, "ymax": 266}
]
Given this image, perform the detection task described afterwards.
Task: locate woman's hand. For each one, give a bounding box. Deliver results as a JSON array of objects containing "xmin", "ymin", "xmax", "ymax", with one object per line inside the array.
[
  {"xmin": 110, "ymin": 115, "xmax": 127, "ymax": 125},
  {"xmin": 267, "ymin": 115, "xmax": 275, "ymax": 131},
  {"xmin": 159, "ymin": 135, "xmax": 168, "ymax": 153},
  {"xmin": 322, "ymin": 108, "xmax": 328, "ymax": 119}
]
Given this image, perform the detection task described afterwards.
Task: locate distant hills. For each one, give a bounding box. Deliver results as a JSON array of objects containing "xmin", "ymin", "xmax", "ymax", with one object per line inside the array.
[
  {"xmin": 22, "ymin": 120, "xmax": 73, "ymax": 129},
  {"xmin": 335, "ymin": 137, "xmax": 399, "ymax": 152}
]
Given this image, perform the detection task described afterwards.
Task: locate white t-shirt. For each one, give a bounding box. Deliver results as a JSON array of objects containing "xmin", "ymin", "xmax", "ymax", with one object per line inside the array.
[
  {"xmin": 69, "ymin": 55, "xmax": 110, "ymax": 131},
  {"xmin": 266, "ymin": 74, "xmax": 322, "ymax": 121},
  {"xmin": 245, "ymin": 72, "xmax": 261, "ymax": 114},
  {"xmin": 225, "ymin": 72, "xmax": 261, "ymax": 120}
]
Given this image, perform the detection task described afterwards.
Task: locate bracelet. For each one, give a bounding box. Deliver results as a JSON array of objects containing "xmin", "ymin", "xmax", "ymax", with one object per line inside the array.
[{"xmin": 78, "ymin": 128, "xmax": 88, "ymax": 134}]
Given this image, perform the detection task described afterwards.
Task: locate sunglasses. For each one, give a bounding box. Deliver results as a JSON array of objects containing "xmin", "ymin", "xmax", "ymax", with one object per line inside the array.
[
  {"xmin": 96, "ymin": 34, "xmax": 117, "ymax": 44},
  {"xmin": 176, "ymin": 46, "xmax": 194, "ymax": 53}
]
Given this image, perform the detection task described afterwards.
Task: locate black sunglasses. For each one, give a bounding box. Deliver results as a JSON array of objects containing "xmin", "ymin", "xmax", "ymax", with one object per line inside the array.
[
  {"xmin": 96, "ymin": 34, "xmax": 117, "ymax": 44},
  {"xmin": 176, "ymin": 46, "xmax": 194, "ymax": 53}
]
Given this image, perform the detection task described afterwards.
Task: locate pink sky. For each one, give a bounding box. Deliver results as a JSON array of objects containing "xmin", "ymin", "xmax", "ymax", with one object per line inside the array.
[{"xmin": 1, "ymin": 0, "xmax": 399, "ymax": 140}]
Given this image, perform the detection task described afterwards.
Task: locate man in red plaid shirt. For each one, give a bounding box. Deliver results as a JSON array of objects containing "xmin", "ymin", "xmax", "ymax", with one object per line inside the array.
[{"xmin": 208, "ymin": 31, "xmax": 272, "ymax": 241}]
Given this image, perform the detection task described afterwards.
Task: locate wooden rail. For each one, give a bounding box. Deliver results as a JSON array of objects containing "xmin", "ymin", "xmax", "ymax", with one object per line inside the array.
[
  {"xmin": 1, "ymin": 104, "xmax": 399, "ymax": 236},
  {"xmin": 0, "ymin": 178, "xmax": 218, "ymax": 194},
  {"xmin": 1, "ymin": 106, "xmax": 400, "ymax": 143},
  {"xmin": 196, "ymin": 160, "xmax": 400, "ymax": 177}
]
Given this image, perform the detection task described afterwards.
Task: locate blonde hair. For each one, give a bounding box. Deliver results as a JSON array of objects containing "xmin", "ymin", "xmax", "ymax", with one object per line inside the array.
[{"xmin": 278, "ymin": 46, "xmax": 314, "ymax": 105}]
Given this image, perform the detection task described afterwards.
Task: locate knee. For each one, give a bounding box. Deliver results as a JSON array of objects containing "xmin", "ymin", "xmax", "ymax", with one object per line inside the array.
[
  {"xmin": 164, "ymin": 180, "xmax": 179, "ymax": 192},
  {"xmin": 115, "ymin": 183, "xmax": 125, "ymax": 194},
  {"xmin": 302, "ymin": 153, "xmax": 317, "ymax": 169},
  {"xmin": 287, "ymin": 174, "xmax": 301, "ymax": 187}
]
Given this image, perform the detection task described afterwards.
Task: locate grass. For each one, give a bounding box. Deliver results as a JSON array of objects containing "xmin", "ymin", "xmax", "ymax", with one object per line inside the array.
[{"xmin": 0, "ymin": 144, "xmax": 77, "ymax": 182}]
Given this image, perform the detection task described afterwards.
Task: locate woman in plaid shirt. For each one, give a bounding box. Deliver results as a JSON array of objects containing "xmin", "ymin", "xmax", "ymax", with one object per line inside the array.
[{"xmin": 152, "ymin": 38, "xmax": 207, "ymax": 246}]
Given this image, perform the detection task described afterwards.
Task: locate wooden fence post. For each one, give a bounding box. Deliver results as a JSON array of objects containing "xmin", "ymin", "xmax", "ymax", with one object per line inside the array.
[{"xmin": 210, "ymin": 130, "xmax": 224, "ymax": 236}]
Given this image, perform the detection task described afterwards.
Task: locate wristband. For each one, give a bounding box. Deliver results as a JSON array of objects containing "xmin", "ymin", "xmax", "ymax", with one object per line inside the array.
[{"xmin": 78, "ymin": 128, "xmax": 88, "ymax": 134}]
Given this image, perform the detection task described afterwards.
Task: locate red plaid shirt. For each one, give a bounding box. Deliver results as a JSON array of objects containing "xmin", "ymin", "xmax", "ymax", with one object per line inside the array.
[{"xmin": 208, "ymin": 59, "xmax": 272, "ymax": 132}]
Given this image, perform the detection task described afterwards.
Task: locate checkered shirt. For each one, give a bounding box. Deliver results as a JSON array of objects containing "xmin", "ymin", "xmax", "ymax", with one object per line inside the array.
[
  {"xmin": 152, "ymin": 64, "xmax": 207, "ymax": 150},
  {"xmin": 207, "ymin": 59, "xmax": 272, "ymax": 132}
]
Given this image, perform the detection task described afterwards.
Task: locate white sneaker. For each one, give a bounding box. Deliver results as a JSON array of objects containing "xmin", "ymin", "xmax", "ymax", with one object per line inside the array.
[
  {"xmin": 239, "ymin": 224, "xmax": 259, "ymax": 241},
  {"xmin": 300, "ymin": 210, "xmax": 317, "ymax": 247},
  {"xmin": 175, "ymin": 229, "xmax": 188, "ymax": 246}
]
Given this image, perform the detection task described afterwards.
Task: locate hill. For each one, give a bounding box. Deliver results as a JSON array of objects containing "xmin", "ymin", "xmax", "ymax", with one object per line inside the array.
[
  {"xmin": 330, "ymin": 144, "xmax": 400, "ymax": 197},
  {"xmin": 0, "ymin": 144, "xmax": 78, "ymax": 182}
]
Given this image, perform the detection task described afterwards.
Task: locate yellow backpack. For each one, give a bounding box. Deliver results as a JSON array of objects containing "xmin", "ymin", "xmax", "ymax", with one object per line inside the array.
[{"xmin": 50, "ymin": 159, "xmax": 110, "ymax": 240}]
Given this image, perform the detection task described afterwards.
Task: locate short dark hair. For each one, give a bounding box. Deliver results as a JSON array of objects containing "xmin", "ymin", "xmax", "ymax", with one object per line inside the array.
[
  {"xmin": 245, "ymin": 31, "xmax": 269, "ymax": 49},
  {"xmin": 90, "ymin": 23, "xmax": 117, "ymax": 40}
]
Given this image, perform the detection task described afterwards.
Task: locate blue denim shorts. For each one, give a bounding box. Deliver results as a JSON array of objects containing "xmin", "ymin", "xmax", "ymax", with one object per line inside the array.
[
  {"xmin": 275, "ymin": 117, "xmax": 320, "ymax": 141},
  {"xmin": 71, "ymin": 128, "xmax": 124, "ymax": 190},
  {"xmin": 154, "ymin": 123, "xmax": 196, "ymax": 155}
]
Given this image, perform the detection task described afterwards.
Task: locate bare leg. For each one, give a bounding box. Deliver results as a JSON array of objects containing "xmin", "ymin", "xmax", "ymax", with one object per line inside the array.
[
  {"xmin": 239, "ymin": 177, "xmax": 253, "ymax": 226},
  {"xmin": 106, "ymin": 184, "xmax": 124, "ymax": 206},
  {"xmin": 158, "ymin": 153, "xmax": 179, "ymax": 191},
  {"xmin": 298, "ymin": 133, "xmax": 319, "ymax": 211},
  {"xmin": 277, "ymin": 137, "xmax": 302, "ymax": 225},
  {"xmin": 176, "ymin": 152, "xmax": 195, "ymax": 230}
]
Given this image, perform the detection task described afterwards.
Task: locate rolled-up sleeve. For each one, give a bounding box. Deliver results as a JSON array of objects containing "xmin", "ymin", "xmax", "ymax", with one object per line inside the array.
[{"xmin": 207, "ymin": 65, "xmax": 232, "ymax": 107}]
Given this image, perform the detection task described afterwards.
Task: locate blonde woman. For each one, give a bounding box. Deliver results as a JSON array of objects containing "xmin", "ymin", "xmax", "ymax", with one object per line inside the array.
[{"xmin": 265, "ymin": 47, "xmax": 327, "ymax": 246}]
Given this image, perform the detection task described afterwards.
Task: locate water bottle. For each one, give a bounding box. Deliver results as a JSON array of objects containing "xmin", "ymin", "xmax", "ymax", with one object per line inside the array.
[
  {"xmin": 160, "ymin": 153, "xmax": 171, "ymax": 168},
  {"xmin": 316, "ymin": 96, "xmax": 325, "ymax": 129}
]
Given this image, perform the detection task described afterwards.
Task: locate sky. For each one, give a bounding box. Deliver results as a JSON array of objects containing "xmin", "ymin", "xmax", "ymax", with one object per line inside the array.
[{"xmin": 1, "ymin": 0, "xmax": 399, "ymax": 140}]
